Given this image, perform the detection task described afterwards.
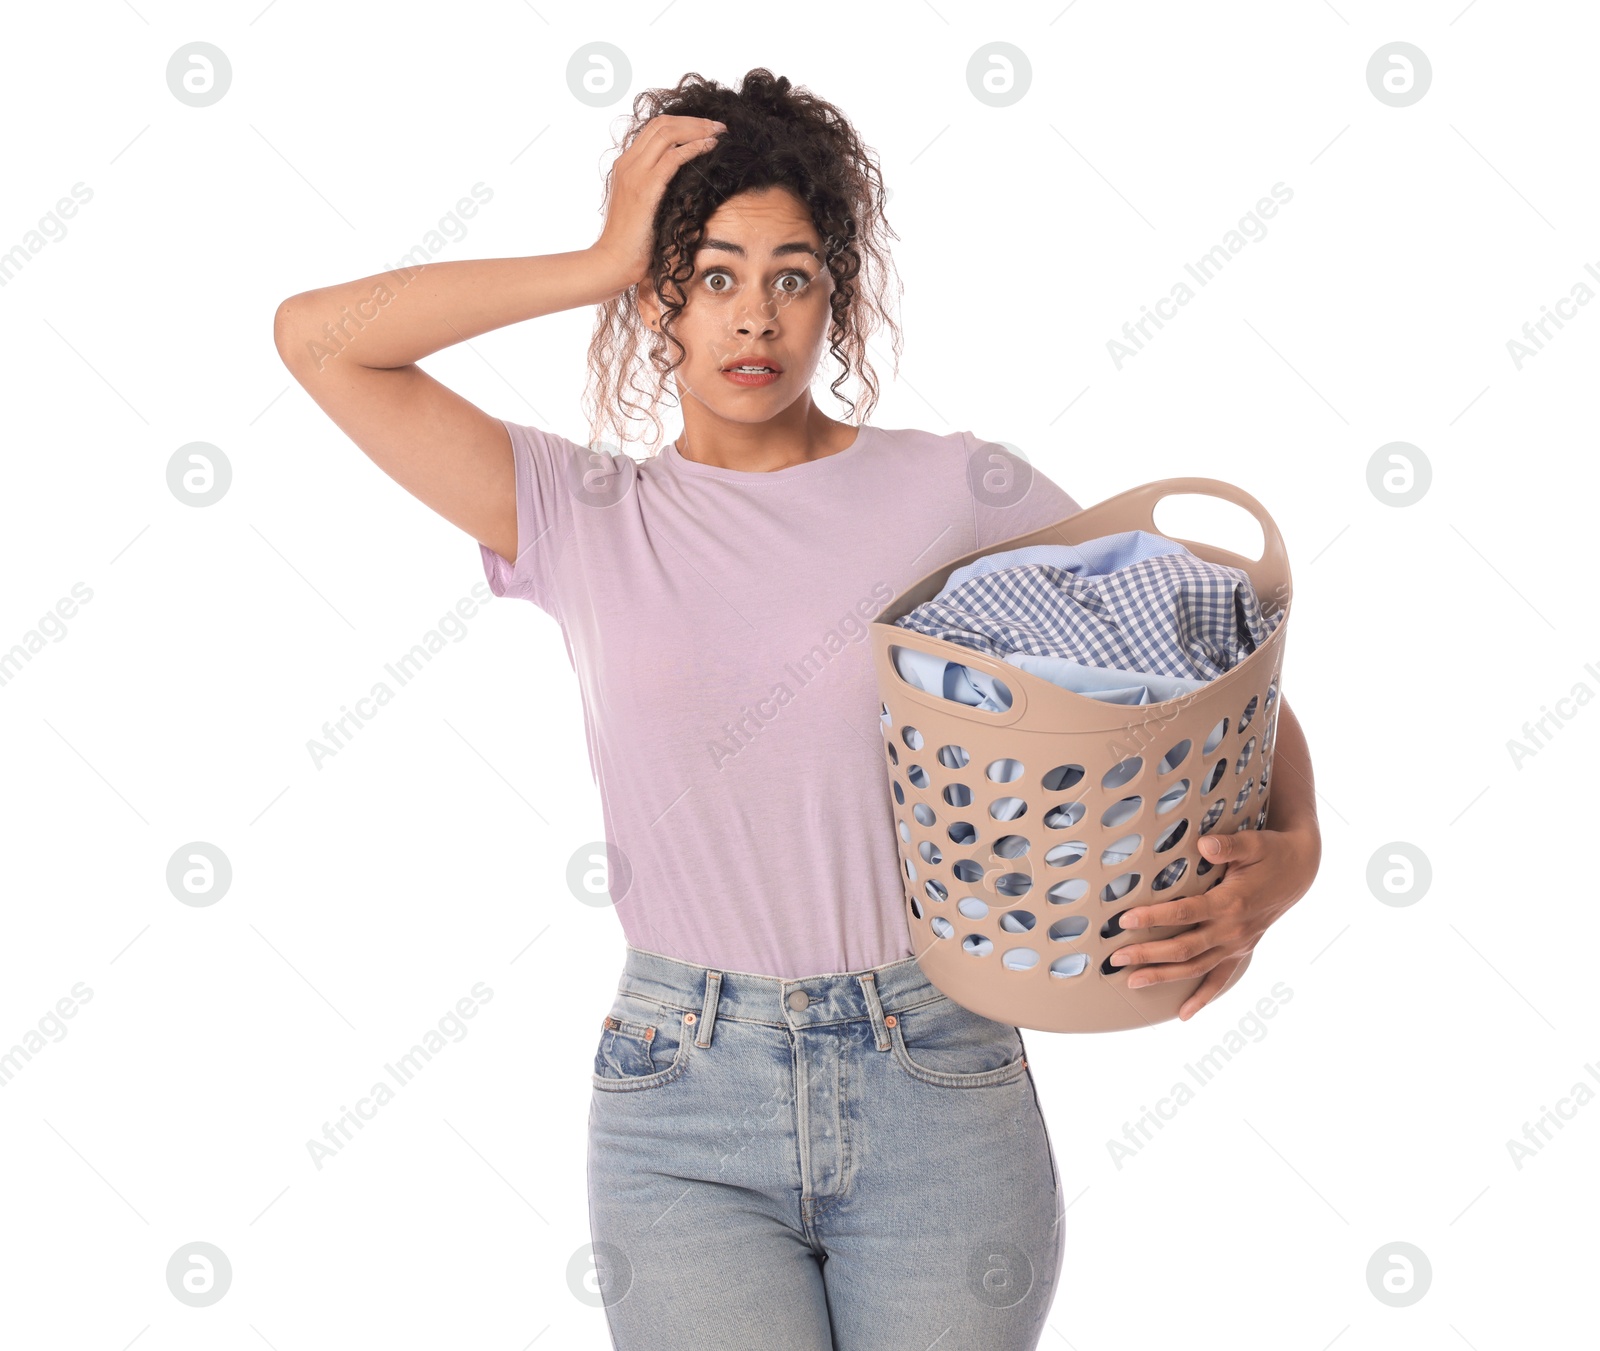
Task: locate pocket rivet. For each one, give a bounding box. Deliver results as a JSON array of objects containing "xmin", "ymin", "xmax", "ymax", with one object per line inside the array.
[
  {"xmin": 684, "ymin": 1011, "xmax": 697, "ymax": 1024},
  {"xmin": 884, "ymin": 1015, "xmax": 897, "ymax": 1027},
  {"xmin": 644, "ymin": 1027, "xmax": 655, "ymax": 1040}
]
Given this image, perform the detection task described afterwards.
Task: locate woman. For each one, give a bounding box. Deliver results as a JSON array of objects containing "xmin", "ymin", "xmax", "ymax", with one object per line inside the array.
[{"xmin": 275, "ymin": 68, "xmax": 1322, "ymax": 1351}]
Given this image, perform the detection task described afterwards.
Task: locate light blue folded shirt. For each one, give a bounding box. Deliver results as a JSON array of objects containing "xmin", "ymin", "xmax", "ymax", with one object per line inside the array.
[
  {"xmin": 891, "ymin": 646, "xmax": 1207, "ymax": 712},
  {"xmin": 937, "ymin": 531, "xmax": 1192, "ymax": 595},
  {"xmin": 1006, "ymin": 653, "xmax": 1209, "ymax": 706}
]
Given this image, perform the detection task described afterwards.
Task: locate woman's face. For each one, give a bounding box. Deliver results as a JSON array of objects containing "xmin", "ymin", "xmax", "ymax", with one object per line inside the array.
[{"xmin": 642, "ymin": 185, "xmax": 837, "ymax": 424}]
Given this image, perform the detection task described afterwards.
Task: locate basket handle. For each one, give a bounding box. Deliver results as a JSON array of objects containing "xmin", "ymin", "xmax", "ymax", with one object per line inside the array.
[
  {"xmin": 1100, "ymin": 477, "xmax": 1292, "ymax": 613},
  {"xmin": 884, "ymin": 639, "xmax": 1032, "ymax": 728}
]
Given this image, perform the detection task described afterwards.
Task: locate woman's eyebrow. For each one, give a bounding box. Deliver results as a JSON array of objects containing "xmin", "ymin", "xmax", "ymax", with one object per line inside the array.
[{"xmin": 698, "ymin": 238, "xmax": 820, "ymax": 260}]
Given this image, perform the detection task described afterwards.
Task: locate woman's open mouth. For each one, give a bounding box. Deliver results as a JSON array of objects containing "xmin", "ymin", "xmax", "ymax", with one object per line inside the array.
[{"xmin": 721, "ymin": 364, "xmax": 782, "ymax": 388}]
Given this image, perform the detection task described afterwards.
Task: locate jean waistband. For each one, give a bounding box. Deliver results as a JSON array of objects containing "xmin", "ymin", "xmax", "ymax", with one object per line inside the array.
[{"xmin": 615, "ymin": 944, "xmax": 947, "ymax": 1038}]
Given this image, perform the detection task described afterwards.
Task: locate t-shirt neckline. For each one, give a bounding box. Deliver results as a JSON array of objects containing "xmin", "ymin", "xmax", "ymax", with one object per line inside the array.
[{"xmin": 663, "ymin": 424, "xmax": 876, "ymax": 481}]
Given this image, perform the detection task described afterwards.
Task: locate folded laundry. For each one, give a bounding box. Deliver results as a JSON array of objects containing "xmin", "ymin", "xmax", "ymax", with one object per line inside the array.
[
  {"xmin": 1008, "ymin": 654, "xmax": 1209, "ymax": 704},
  {"xmin": 891, "ymin": 646, "xmax": 1207, "ymax": 711},
  {"xmin": 889, "ymin": 530, "xmax": 1282, "ymax": 710},
  {"xmin": 895, "ymin": 542, "xmax": 1282, "ymax": 683}
]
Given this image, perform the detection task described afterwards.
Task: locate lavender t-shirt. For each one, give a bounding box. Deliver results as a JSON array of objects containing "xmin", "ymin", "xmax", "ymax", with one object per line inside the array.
[{"xmin": 480, "ymin": 420, "xmax": 1083, "ymax": 978}]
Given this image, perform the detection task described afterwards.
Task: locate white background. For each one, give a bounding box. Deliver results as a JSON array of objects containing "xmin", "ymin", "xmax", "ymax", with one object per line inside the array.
[{"xmin": 2, "ymin": 1, "xmax": 1593, "ymax": 1346}]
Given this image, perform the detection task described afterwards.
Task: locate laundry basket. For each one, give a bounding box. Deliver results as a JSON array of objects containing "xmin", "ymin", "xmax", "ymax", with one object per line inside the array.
[{"xmin": 870, "ymin": 477, "xmax": 1291, "ymax": 1033}]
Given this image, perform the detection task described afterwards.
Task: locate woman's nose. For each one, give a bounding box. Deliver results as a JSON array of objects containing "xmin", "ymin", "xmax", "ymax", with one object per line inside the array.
[{"xmin": 736, "ymin": 298, "xmax": 780, "ymax": 334}]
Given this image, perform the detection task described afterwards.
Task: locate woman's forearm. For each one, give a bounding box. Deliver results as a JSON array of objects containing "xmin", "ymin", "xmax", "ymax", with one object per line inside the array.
[
  {"xmin": 1265, "ymin": 699, "xmax": 1319, "ymax": 839},
  {"xmin": 274, "ymin": 247, "xmax": 633, "ymax": 373}
]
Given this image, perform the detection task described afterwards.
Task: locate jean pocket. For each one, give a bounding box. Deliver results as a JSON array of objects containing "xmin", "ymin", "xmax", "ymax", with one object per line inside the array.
[
  {"xmin": 591, "ymin": 996, "xmax": 692, "ymax": 1094},
  {"xmin": 887, "ymin": 993, "xmax": 1028, "ymax": 1088}
]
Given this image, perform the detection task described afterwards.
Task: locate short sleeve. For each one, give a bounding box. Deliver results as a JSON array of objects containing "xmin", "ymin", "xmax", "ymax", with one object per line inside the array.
[
  {"xmin": 479, "ymin": 418, "xmax": 572, "ymax": 616},
  {"xmin": 963, "ymin": 430, "xmax": 1085, "ymax": 549}
]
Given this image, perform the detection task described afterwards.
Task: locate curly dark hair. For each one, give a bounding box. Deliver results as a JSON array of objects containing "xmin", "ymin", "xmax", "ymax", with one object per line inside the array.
[{"xmin": 583, "ymin": 68, "xmax": 904, "ymax": 453}]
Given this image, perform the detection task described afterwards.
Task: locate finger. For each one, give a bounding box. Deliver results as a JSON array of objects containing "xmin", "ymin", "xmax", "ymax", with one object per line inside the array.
[
  {"xmin": 639, "ymin": 113, "xmax": 723, "ymax": 139},
  {"xmin": 1117, "ymin": 889, "xmax": 1225, "ymax": 932},
  {"xmin": 1124, "ymin": 945, "xmax": 1227, "ymax": 988},
  {"xmin": 658, "ymin": 130, "xmax": 726, "ymax": 183},
  {"xmin": 672, "ymin": 114, "xmax": 727, "ymax": 134},
  {"xmin": 674, "ymin": 132, "xmax": 722, "ymax": 155},
  {"xmin": 1177, "ymin": 957, "xmax": 1242, "ymax": 1020},
  {"xmin": 1197, "ymin": 826, "xmax": 1265, "ymax": 867},
  {"xmin": 644, "ymin": 115, "xmax": 726, "ymax": 150},
  {"xmin": 1109, "ymin": 927, "xmax": 1213, "ymax": 971}
]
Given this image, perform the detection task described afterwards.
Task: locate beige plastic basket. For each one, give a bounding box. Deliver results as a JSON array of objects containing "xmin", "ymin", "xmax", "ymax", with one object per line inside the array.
[{"xmin": 870, "ymin": 478, "xmax": 1291, "ymax": 1033}]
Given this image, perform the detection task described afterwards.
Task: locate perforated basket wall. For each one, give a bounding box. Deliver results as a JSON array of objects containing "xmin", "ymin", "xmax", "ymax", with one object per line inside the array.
[{"xmin": 870, "ymin": 478, "xmax": 1292, "ymax": 1033}]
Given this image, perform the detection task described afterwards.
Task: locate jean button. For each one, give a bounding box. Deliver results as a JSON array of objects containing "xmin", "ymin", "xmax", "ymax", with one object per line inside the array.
[{"xmin": 787, "ymin": 989, "xmax": 810, "ymax": 1011}]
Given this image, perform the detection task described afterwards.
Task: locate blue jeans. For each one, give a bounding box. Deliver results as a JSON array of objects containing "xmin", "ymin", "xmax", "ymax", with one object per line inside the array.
[{"xmin": 586, "ymin": 944, "xmax": 1066, "ymax": 1349}]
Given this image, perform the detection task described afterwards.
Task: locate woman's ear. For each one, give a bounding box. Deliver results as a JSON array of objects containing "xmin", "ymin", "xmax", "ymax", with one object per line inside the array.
[{"xmin": 637, "ymin": 281, "xmax": 661, "ymax": 332}]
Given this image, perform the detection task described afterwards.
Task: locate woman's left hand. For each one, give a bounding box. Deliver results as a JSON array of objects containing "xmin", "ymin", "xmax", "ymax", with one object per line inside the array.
[{"xmin": 1108, "ymin": 822, "xmax": 1321, "ymax": 1020}]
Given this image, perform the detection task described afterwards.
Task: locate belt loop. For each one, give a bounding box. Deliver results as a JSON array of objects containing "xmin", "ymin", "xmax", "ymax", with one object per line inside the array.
[
  {"xmin": 695, "ymin": 971, "xmax": 723, "ymax": 1048},
  {"xmin": 856, "ymin": 972, "xmax": 891, "ymax": 1052}
]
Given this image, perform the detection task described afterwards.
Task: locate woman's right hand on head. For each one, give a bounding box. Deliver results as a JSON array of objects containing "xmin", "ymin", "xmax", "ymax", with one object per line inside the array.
[{"xmin": 593, "ymin": 115, "xmax": 726, "ymax": 290}]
